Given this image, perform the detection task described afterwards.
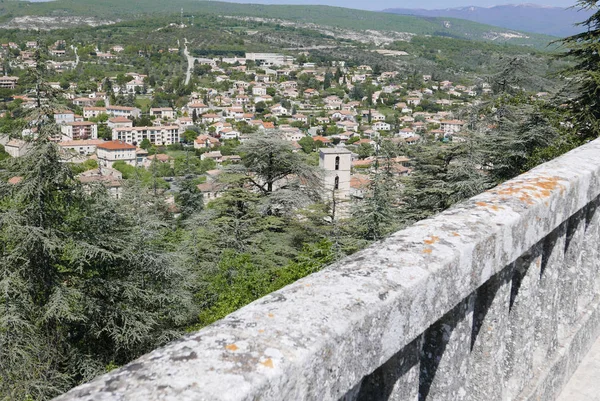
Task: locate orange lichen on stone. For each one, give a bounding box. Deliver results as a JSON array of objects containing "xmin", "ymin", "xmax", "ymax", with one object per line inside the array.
[
  {"xmin": 475, "ymin": 201, "xmax": 505, "ymax": 211},
  {"xmin": 491, "ymin": 176, "xmax": 565, "ymax": 206},
  {"xmin": 268, "ymin": 313, "xmax": 274, "ymax": 318},
  {"xmin": 225, "ymin": 344, "xmax": 239, "ymax": 352},
  {"xmin": 423, "ymin": 235, "xmax": 439, "ymax": 245},
  {"xmin": 260, "ymin": 358, "xmax": 274, "ymax": 368},
  {"xmin": 258, "ymin": 329, "xmax": 265, "ymax": 333},
  {"xmin": 422, "ymin": 248, "xmax": 433, "ymax": 254},
  {"xmin": 451, "ymin": 232, "xmax": 460, "ymax": 237}
]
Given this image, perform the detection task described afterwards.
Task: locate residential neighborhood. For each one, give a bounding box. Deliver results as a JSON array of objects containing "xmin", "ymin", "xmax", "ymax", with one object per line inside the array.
[{"xmin": 1, "ymin": 37, "xmax": 480, "ymax": 205}]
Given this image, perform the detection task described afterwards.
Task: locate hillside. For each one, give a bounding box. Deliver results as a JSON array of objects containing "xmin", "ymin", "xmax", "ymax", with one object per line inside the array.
[
  {"xmin": 383, "ymin": 4, "xmax": 592, "ymax": 38},
  {"xmin": 0, "ymin": 0, "xmax": 556, "ymax": 48}
]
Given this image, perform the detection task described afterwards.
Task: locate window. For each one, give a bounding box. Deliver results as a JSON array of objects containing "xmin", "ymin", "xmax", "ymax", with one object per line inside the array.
[
  {"xmin": 334, "ymin": 175, "xmax": 339, "ymax": 190},
  {"xmin": 335, "ymin": 156, "xmax": 340, "ymax": 171}
]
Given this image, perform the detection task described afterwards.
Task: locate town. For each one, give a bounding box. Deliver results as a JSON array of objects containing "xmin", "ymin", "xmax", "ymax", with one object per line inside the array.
[
  {"xmin": 0, "ymin": 37, "xmax": 483, "ymax": 207},
  {"xmin": 0, "ymin": 2, "xmax": 582, "ymax": 399}
]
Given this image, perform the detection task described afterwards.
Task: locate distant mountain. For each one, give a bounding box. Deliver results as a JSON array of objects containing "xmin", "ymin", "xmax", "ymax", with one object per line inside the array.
[{"xmin": 383, "ymin": 4, "xmax": 593, "ymax": 38}]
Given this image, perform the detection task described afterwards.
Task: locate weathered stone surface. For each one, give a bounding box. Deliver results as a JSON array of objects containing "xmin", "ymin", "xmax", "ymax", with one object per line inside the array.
[{"xmin": 54, "ymin": 139, "xmax": 600, "ymax": 401}]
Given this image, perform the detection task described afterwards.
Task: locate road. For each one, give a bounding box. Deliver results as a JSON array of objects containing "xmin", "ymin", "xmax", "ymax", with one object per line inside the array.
[
  {"xmin": 183, "ymin": 38, "xmax": 195, "ymax": 85},
  {"xmin": 71, "ymin": 45, "xmax": 79, "ymax": 67}
]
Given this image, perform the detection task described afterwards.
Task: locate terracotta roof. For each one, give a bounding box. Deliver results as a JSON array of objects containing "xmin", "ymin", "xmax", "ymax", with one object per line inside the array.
[
  {"xmin": 352, "ymin": 159, "xmax": 373, "ymax": 167},
  {"xmin": 148, "ymin": 154, "xmax": 172, "ymax": 162},
  {"xmin": 8, "ymin": 176, "xmax": 23, "ymax": 185},
  {"xmin": 59, "ymin": 139, "xmax": 105, "ymax": 146},
  {"xmin": 97, "ymin": 140, "xmax": 136, "ymax": 150},
  {"xmin": 106, "ymin": 106, "xmax": 137, "ymax": 111},
  {"xmin": 67, "ymin": 121, "xmax": 96, "ymax": 126},
  {"xmin": 108, "ymin": 117, "xmax": 132, "ymax": 123},
  {"xmin": 313, "ymin": 136, "xmax": 331, "ymax": 143},
  {"xmin": 350, "ymin": 174, "xmax": 371, "ymax": 189}
]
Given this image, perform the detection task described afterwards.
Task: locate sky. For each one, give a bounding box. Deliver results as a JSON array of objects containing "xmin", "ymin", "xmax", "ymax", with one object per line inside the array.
[{"xmin": 215, "ymin": 0, "xmax": 577, "ymax": 11}]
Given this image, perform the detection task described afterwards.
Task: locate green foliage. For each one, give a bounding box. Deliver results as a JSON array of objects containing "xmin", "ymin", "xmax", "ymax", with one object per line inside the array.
[
  {"xmin": 235, "ymin": 135, "xmax": 321, "ymax": 198},
  {"xmin": 298, "ymin": 136, "xmax": 316, "ymax": 153},
  {"xmin": 356, "ymin": 143, "xmax": 374, "ymax": 159},
  {"xmin": 196, "ymin": 239, "xmax": 335, "ymax": 327},
  {"xmin": 0, "ymin": 139, "xmax": 195, "ymax": 399},
  {"xmin": 0, "ymin": 144, "xmax": 9, "ymax": 161},
  {"xmin": 182, "ymin": 129, "xmax": 199, "ymax": 144},
  {"xmin": 69, "ymin": 158, "xmax": 98, "ymax": 174},
  {"xmin": 351, "ymin": 142, "xmax": 401, "ymax": 240},
  {"xmin": 0, "ymin": 1, "xmax": 552, "ymax": 49},
  {"xmin": 112, "ymin": 161, "xmax": 170, "ymax": 189},
  {"xmin": 176, "ymin": 177, "xmax": 204, "ymax": 219},
  {"xmin": 557, "ymin": 0, "xmax": 600, "ymax": 141},
  {"xmin": 139, "ymin": 138, "xmax": 151, "ymax": 150}
]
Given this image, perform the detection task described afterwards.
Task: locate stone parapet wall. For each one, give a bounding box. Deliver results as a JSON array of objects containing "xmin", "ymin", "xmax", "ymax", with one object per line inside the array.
[{"xmin": 55, "ymin": 138, "xmax": 600, "ymax": 401}]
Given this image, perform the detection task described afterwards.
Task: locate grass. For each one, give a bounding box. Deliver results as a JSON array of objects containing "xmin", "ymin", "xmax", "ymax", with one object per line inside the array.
[{"xmin": 135, "ymin": 96, "xmax": 152, "ymax": 112}]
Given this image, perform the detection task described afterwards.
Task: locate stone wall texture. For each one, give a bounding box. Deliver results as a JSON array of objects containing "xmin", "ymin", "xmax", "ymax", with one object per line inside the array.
[{"xmin": 55, "ymin": 138, "xmax": 600, "ymax": 401}]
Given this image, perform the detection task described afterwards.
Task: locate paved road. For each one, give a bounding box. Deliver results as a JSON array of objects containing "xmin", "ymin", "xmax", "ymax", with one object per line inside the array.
[
  {"xmin": 183, "ymin": 38, "xmax": 194, "ymax": 85},
  {"xmin": 557, "ymin": 335, "xmax": 600, "ymax": 401},
  {"xmin": 71, "ymin": 45, "xmax": 79, "ymax": 67}
]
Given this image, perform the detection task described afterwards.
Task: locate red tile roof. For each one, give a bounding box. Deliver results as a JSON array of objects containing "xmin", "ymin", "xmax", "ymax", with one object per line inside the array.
[{"xmin": 97, "ymin": 140, "xmax": 136, "ymax": 150}]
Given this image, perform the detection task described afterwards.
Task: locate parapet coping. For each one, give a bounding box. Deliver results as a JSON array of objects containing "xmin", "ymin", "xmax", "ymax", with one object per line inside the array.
[{"xmin": 55, "ymin": 138, "xmax": 600, "ymax": 401}]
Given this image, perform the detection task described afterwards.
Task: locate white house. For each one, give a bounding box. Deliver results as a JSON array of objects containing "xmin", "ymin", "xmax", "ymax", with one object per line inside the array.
[
  {"xmin": 150, "ymin": 107, "xmax": 176, "ymax": 120},
  {"xmin": 112, "ymin": 126, "xmax": 180, "ymax": 146},
  {"xmin": 252, "ymin": 86, "xmax": 267, "ymax": 96},
  {"xmin": 83, "ymin": 107, "xmax": 107, "ymax": 119},
  {"xmin": 96, "ymin": 140, "xmax": 137, "ymax": 169},
  {"xmin": 61, "ymin": 121, "xmax": 98, "ymax": 140},
  {"xmin": 58, "ymin": 139, "xmax": 105, "ymax": 156},
  {"xmin": 270, "ymin": 104, "xmax": 289, "ymax": 116},
  {"xmin": 440, "ymin": 119, "xmax": 466, "ymax": 135},
  {"xmin": 105, "ymin": 105, "xmax": 141, "ymax": 119},
  {"xmin": 372, "ymin": 122, "xmax": 391, "ymax": 131},
  {"xmin": 107, "ymin": 117, "xmax": 133, "ymax": 130},
  {"xmin": 54, "ymin": 110, "xmax": 75, "ymax": 124}
]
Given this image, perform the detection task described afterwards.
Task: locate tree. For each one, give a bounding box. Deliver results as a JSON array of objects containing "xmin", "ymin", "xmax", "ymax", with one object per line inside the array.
[
  {"xmin": 351, "ymin": 140, "xmax": 400, "ymax": 240},
  {"xmin": 225, "ymin": 135, "xmax": 322, "ymax": 215},
  {"xmin": 0, "ymin": 144, "xmax": 8, "ymax": 161},
  {"xmin": 356, "ymin": 142, "xmax": 374, "ymax": 159},
  {"xmin": 182, "ymin": 129, "xmax": 198, "ymax": 144},
  {"xmin": 557, "ymin": 0, "xmax": 600, "ymax": 140},
  {"xmin": 235, "ymin": 135, "xmax": 321, "ymax": 195},
  {"xmin": 176, "ymin": 177, "xmax": 204, "ymax": 219},
  {"xmin": 298, "ymin": 136, "xmax": 316, "ymax": 153},
  {"xmin": 140, "ymin": 138, "xmax": 152, "ymax": 150},
  {"xmin": 0, "ymin": 138, "xmax": 195, "ymax": 399},
  {"xmin": 255, "ymin": 101, "xmax": 267, "ymax": 113}
]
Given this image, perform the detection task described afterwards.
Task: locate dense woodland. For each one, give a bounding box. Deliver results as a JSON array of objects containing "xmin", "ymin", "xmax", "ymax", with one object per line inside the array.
[{"xmin": 2, "ymin": 0, "xmax": 600, "ymax": 399}]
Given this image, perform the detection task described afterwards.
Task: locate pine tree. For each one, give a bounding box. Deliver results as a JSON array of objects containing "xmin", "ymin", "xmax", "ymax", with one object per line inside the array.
[
  {"xmin": 351, "ymin": 140, "xmax": 401, "ymax": 240},
  {"xmin": 228, "ymin": 135, "xmax": 322, "ymax": 215},
  {"xmin": 557, "ymin": 0, "xmax": 600, "ymax": 140},
  {"xmin": 0, "ymin": 74, "xmax": 195, "ymax": 398}
]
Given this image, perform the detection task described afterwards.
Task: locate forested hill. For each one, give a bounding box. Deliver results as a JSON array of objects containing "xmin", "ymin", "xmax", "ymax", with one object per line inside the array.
[
  {"xmin": 0, "ymin": 0, "xmax": 555, "ymax": 48},
  {"xmin": 383, "ymin": 4, "xmax": 593, "ymax": 38}
]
